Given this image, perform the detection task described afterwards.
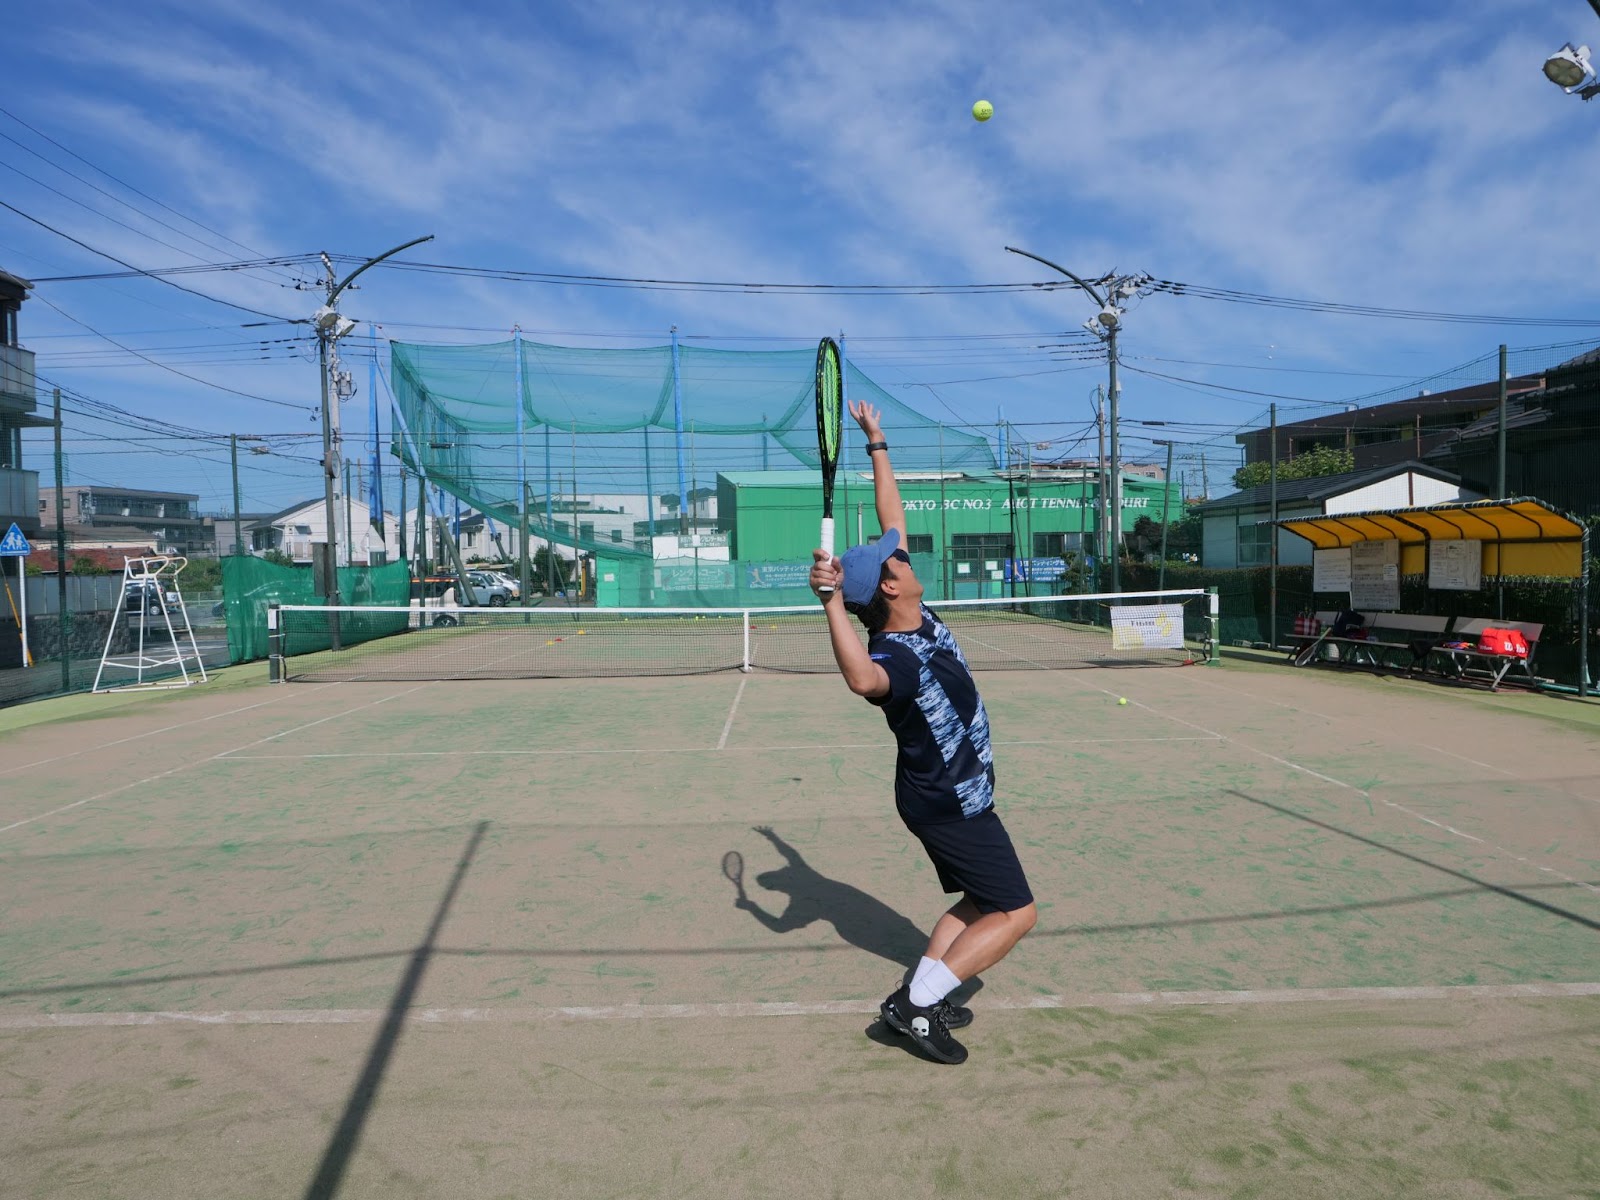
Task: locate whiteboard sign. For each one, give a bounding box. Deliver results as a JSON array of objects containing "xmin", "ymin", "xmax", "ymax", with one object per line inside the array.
[
  {"xmin": 1428, "ymin": 539, "xmax": 1482, "ymax": 591},
  {"xmin": 1312, "ymin": 548, "xmax": 1351, "ymax": 593},
  {"xmin": 1349, "ymin": 539, "xmax": 1400, "ymax": 610}
]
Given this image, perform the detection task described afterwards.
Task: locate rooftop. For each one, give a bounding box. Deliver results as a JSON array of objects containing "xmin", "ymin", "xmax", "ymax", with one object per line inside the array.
[{"xmin": 1191, "ymin": 461, "xmax": 1462, "ymax": 513}]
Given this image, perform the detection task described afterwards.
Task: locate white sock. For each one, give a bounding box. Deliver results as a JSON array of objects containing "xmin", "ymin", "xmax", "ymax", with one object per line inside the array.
[
  {"xmin": 908, "ymin": 959, "xmax": 961, "ymax": 1009},
  {"xmin": 913, "ymin": 956, "xmax": 940, "ymax": 985}
]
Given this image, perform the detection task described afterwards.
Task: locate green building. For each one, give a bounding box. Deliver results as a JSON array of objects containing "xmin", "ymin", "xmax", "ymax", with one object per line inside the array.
[{"xmin": 594, "ymin": 468, "xmax": 1176, "ymax": 607}]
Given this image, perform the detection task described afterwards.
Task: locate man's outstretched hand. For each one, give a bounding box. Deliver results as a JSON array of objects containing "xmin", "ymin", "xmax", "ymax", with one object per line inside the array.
[{"xmin": 850, "ymin": 399, "xmax": 883, "ymax": 442}]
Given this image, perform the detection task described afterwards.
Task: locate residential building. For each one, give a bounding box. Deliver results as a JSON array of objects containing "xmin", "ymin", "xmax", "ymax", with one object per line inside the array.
[
  {"xmin": 246, "ymin": 497, "xmax": 399, "ymax": 564},
  {"xmin": 1426, "ymin": 347, "xmax": 1600, "ymax": 520},
  {"xmin": 0, "ymin": 268, "xmax": 46, "ymax": 541},
  {"xmin": 201, "ymin": 512, "xmax": 276, "ymax": 558},
  {"xmin": 1191, "ymin": 462, "xmax": 1483, "ymax": 569},
  {"xmin": 40, "ymin": 486, "xmax": 205, "ymax": 555},
  {"xmin": 1234, "ymin": 375, "xmax": 1544, "ymax": 475}
]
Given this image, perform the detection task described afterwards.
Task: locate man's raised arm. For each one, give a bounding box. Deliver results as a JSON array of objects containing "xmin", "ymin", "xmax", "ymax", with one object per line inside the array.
[{"xmin": 851, "ymin": 401, "xmax": 904, "ymax": 545}]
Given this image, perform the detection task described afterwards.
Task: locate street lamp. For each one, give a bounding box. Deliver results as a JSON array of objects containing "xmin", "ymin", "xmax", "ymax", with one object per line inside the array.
[
  {"xmin": 1006, "ymin": 245, "xmax": 1148, "ymax": 592},
  {"xmin": 313, "ymin": 235, "xmax": 433, "ymax": 641}
]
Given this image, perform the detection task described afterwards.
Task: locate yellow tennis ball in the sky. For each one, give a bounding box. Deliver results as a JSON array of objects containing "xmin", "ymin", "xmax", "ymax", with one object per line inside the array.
[{"xmin": 972, "ymin": 99, "xmax": 994, "ymax": 122}]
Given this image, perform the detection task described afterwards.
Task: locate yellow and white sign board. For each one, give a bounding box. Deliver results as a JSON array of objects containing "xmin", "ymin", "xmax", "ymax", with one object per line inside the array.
[{"xmin": 1110, "ymin": 604, "xmax": 1186, "ymax": 650}]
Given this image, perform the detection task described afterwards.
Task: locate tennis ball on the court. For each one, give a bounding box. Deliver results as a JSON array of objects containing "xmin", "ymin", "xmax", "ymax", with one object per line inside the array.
[
  {"xmin": 578, "ymin": 629, "xmax": 586, "ymax": 635},
  {"xmin": 972, "ymin": 99, "xmax": 994, "ymax": 122},
  {"xmin": 545, "ymin": 640, "xmax": 554, "ymax": 646},
  {"xmin": 1118, "ymin": 697, "xmax": 1128, "ymax": 706}
]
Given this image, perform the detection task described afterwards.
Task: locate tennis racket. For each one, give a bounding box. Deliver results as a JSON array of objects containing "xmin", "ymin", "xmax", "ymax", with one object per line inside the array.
[
  {"xmin": 815, "ymin": 337, "xmax": 844, "ymax": 592},
  {"xmin": 721, "ymin": 850, "xmax": 747, "ymax": 902}
]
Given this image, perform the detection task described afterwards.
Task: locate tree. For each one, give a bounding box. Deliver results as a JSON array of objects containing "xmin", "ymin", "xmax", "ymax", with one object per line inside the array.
[
  {"xmin": 261, "ymin": 549, "xmax": 296, "ymax": 568},
  {"xmin": 1232, "ymin": 444, "xmax": 1354, "ymax": 491},
  {"xmin": 1131, "ymin": 509, "xmax": 1202, "ymax": 561},
  {"xmin": 176, "ymin": 557, "xmax": 223, "ymax": 591}
]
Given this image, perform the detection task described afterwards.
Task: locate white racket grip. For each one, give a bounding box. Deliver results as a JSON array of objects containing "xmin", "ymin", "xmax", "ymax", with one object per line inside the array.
[{"xmin": 818, "ymin": 516, "xmax": 836, "ymax": 593}]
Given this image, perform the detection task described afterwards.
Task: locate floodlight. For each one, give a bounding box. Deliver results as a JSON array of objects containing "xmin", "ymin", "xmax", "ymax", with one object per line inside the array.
[
  {"xmin": 1097, "ymin": 303, "xmax": 1122, "ymax": 331},
  {"xmin": 1543, "ymin": 43, "xmax": 1594, "ymax": 89},
  {"xmin": 312, "ymin": 305, "xmax": 357, "ymax": 338}
]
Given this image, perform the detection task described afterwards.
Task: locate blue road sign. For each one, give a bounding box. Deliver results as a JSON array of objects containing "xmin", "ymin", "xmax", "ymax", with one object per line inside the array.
[{"xmin": 0, "ymin": 523, "xmax": 30, "ymax": 556}]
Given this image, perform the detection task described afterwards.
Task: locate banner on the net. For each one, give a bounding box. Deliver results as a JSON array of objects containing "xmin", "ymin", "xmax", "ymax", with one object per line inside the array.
[{"xmin": 1110, "ymin": 604, "xmax": 1186, "ymax": 650}]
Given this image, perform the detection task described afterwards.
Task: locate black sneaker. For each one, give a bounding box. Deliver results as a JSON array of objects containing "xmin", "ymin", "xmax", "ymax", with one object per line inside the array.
[
  {"xmin": 880, "ymin": 984, "xmax": 968, "ymax": 1064},
  {"xmin": 883, "ymin": 991, "xmax": 973, "ymax": 1032},
  {"xmin": 935, "ymin": 997, "xmax": 974, "ymax": 1031}
]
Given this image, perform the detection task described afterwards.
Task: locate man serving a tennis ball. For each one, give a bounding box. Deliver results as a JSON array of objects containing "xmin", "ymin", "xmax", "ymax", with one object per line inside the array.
[{"xmin": 809, "ymin": 400, "xmax": 1036, "ymax": 1066}]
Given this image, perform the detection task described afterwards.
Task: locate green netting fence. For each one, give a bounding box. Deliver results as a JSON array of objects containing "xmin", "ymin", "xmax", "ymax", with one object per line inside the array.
[
  {"xmin": 387, "ymin": 337, "xmax": 997, "ymax": 562},
  {"xmin": 221, "ymin": 557, "xmax": 412, "ymax": 663}
]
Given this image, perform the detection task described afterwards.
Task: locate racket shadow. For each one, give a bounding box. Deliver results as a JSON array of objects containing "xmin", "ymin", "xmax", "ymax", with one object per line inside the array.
[{"xmin": 727, "ymin": 826, "xmax": 928, "ymax": 974}]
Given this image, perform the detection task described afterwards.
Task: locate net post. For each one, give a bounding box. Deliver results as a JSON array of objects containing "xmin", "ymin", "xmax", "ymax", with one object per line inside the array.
[
  {"xmin": 741, "ymin": 607, "xmax": 752, "ymax": 672},
  {"xmin": 267, "ymin": 603, "xmax": 283, "ymax": 683},
  {"xmin": 1207, "ymin": 587, "xmax": 1221, "ymax": 665}
]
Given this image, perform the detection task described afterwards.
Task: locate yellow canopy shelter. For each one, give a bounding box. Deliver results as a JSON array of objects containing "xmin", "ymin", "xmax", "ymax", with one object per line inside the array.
[
  {"xmin": 1276, "ymin": 496, "xmax": 1590, "ymax": 695},
  {"xmin": 1277, "ymin": 497, "xmax": 1587, "ymax": 580}
]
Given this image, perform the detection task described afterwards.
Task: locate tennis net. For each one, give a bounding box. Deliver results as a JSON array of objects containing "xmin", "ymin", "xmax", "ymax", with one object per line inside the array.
[{"xmin": 269, "ymin": 590, "xmax": 1216, "ymax": 683}]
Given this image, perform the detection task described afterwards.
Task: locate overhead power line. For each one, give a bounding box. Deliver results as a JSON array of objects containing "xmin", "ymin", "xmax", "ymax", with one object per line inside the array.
[
  {"xmin": 0, "ymin": 104, "xmax": 306, "ymax": 282},
  {"xmin": 29, "ymin": 293, "xmax": 315, "ymax": 413},
  {"xmin": 1145, "ymin": 279, "xmax": 1600, "ymax": 328},
  {"xmin": 0, "ymin": 198, "xmax": 297, "ymax": 323}
]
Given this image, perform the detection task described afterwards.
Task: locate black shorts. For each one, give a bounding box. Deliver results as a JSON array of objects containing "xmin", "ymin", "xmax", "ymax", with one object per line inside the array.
[{"xmin": 906, "ymin": 808, "xmax": 1033, "ymax": 915}]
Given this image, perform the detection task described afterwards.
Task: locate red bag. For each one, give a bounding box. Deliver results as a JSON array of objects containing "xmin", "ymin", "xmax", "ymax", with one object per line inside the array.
[
  {"xmin": 1478, "ymin": 627, "xmax": 1529, "ymax": 658},
  {"xmin": 1293, "ymin": 613, "xmax": 1321, "ymax": 637}
]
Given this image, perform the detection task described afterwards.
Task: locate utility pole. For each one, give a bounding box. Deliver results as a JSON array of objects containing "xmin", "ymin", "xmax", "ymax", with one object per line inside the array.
[
  {"xmin": 1496, "ymin": 344, "xmax": 1508, "ymax": 498},
  {"xmin": 1269, "ymin": 403, "xmax": 1279, "ymax": 649},
  {"xmin": 344, "ymin": 457, "xmax": 354, "ymax": 566},
  {"xmin": 1006, "ymin": 246, "xmax": 1148, "ymax": 595},
  {"xmin": 398, "ymin": 467, "xmax": 408, "ymax": 561},
  {"xmin": 313, "ymin": 235, "xmax": 433, "ymax": 647},
  {"xmin": 519, "ymin": 481, "xmax": 532, "ymax": 611},
  {"xmin": 54, "ymin": 388, "xmax": 69, "ymax": 692},
  {"xmin": 230, "ymin": 434, "xmax": 243, "ymax": 555},
  {"xmin": 1095, "ymin": 387, "xmax": 1107, "ymax": 591},
  {"xmin": 1107, "ymin": 327, "xmax": 1121, "ymax": 591},
  {"xmin": 1155, "ymin": 439, "xmax": 1175, "ymax": 591}
]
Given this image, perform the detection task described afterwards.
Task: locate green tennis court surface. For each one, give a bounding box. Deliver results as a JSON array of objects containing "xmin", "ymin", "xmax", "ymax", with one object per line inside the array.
[{"xmin": 1, "ymin": 658, "xmax": 1596, "ymax": 1198}]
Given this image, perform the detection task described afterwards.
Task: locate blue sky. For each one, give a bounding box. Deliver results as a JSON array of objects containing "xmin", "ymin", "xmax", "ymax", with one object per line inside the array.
[{"xmin": 6, "ymin": 0, "xmax": 1600, "ymax": 516}]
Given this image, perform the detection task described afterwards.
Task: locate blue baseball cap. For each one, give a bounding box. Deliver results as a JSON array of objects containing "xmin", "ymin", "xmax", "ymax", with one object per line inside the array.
[{"xmin": 839, "ymin": 527, "xmax": 901, "ymax": 607}]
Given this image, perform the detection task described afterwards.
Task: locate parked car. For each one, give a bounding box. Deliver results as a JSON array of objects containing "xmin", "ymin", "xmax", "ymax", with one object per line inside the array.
[
  {"xmin": 484, "ymin": 570, "xmax": 522, "ymax": 601},
  {"xmin": 464, "ymin": 571, "xmax": 512, "ymax": 606},
  {"xmin": 123, "ymin": 580, "xmax": 181, "ymax": 614}
]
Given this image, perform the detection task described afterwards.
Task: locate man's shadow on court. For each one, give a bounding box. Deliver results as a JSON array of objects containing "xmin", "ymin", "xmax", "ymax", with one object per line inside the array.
[{"xmin": 731, "ymin": 826, "xmax": 982, "ymax": 1005}]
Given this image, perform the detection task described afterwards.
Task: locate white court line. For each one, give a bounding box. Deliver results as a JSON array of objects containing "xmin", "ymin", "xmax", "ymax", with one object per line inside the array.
[
  {"xmin": 0, "ymin": 686, "xmax": 339, "ymax": 779},
  {"xmin": 0, "ymin": 685, "xmax": 427, "ymax": 838},
  {"xmin": 1059, "ymin": 673, "xmax": 1600, "ymax": 896},
  {"xmin": 717, "ymin": 676, "xmax": 748, "ymax": 751},
  {"xmin": 4, "ymin": 981, "xmax": 1597, "ymax": 1030},
  {"xmin": 213, "ymin": 735, "xmax": 1222, "ymax": 761},
  {"xmin": 1179, "ymin": 672, "xmax": 1530, "ymax": 782}
]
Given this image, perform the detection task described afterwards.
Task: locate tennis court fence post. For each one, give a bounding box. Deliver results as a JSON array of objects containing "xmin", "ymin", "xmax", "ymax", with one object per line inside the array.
[
  {"xmin": 267, "ymin": 603, "xmax": 282, "ymax": 683},
  {"xmin": 1207, "ymin": 587, "xmax": 1221, "ymax": 665}
]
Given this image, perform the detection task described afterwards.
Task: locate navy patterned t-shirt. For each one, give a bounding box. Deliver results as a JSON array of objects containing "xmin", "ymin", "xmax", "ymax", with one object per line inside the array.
[{"xmin": 866, "ymin": 604, "xmax": 994, "ymax": 825}]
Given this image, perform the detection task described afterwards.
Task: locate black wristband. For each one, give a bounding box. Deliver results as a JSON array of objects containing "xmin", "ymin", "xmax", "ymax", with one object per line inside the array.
[{"xmin": 865, "ymin": 440, "xmax": 889, "ymax": 454}]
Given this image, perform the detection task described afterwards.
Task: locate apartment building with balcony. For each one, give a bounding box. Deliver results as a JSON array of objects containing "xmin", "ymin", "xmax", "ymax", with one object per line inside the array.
[
  {"xmin": 1, "ymin": 268, "xmax": 48, "ymax": 542},
  {"xmin": 40, "ymin": 485, "xmax": 206, "ymax": 555}
]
